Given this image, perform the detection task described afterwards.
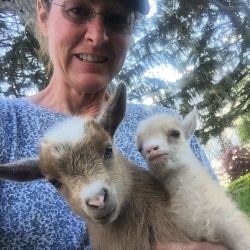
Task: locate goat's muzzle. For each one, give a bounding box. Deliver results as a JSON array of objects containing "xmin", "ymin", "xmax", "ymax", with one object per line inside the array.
[{"xmin": 85, "ymin": 188, "xmax": 117, "ymax": 224}]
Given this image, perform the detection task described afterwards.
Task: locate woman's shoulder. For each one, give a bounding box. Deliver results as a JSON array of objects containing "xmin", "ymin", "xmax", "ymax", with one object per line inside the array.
[
  {"xmin": 0, "ymin": 97, "xmax": 66, "ymax": 126},
  {"xmin": 0, "ymin": 97, "xmax": 39, "ymax": 120},
  {"xmin": 0, "ymin": 97, "xmax": 67, "ymax": 162},
  {"xmin": 0, "ymin": 97, "xmax": 23, "ymax": 116},
  {"xmin": 0, "ymin": 97, "xmax": 60, "ymax": 117},
  {"xmin": 0, "ymin": 96, "xmax": 35, "ymax": 110}
]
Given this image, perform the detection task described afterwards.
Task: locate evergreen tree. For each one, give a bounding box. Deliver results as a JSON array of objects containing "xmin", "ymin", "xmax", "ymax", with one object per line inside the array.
[
  {"xmin": 118, "ymin": 0, "xmax": 250, "ymax": 144},
  {"xmin": 0, "ymin": 0, "xmax": 249, "ymax": 143},
  {"xmin": 236, "ymin": 113, "xmax": 250, "ymax": 148}
]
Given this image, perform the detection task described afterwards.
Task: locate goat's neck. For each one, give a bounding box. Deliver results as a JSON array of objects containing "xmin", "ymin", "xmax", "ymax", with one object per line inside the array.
[
  {"xmin": 85, "ymin": 157, "xmax": 151, "ymax": 250},
  {"xmin": 163, "ymin": 151, "xmax": 208, "ymax": 196}
]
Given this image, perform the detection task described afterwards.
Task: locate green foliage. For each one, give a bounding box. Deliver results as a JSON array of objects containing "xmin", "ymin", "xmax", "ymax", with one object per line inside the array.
[
  {"xmin": 227, "ymin": 173, "xmax": 250, "ymax": 217},
  {"xmin": 236, "ymin": 113, "xmax": 250, "ymax": 147},
  {"xmin": 0, "ymin": 13, "xmax": 48, "ymax": 97},
  {"xmin": 0, "ymin": 30, "xmax": 48, "ymax": 97}
]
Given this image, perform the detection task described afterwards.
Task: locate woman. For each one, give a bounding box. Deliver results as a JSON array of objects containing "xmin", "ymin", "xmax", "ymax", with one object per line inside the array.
[{"xmin": 0, "ymin": 0, "xmax": 226, "ymax": 249}]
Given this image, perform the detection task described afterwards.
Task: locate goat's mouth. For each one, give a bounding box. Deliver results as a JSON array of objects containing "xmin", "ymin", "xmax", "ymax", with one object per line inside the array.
[
  {"xmin": 148, "ymin": 153, "xmax": 168, "ymax": 163},
  {"xmin": 94, "ymin": 205, "xmax": 116, "ymax": 224}
]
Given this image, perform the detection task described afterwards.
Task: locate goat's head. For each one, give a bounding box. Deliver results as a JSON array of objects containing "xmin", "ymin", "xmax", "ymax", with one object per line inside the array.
[
  {"xmin": 0, "ymin": 83, "xmax": 127, "ymax": 224},
  {"xmin": 136, "ymin": 107, "xmax": 198, "ymax": 178}
]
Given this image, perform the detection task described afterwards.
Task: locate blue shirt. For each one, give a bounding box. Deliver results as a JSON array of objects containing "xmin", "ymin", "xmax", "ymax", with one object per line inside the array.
[{"xmin": 0, "ymin": 98, "xmax": 217, "ymax": 249}]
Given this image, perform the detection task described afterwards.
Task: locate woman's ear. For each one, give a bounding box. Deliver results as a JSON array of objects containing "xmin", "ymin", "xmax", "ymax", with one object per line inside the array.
[{"xmin": 37, "ymin": 0, "xmax": 49, "ymax": 37}]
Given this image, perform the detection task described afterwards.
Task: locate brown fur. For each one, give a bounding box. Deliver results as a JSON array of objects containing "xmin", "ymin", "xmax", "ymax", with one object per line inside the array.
[
  {"xmin": 37, "ymin": 119, "xmax": 190, "ymax": 250},
  {"xmin": 87, "ymin": 158, "xmax": 190, "ymax": 250}
]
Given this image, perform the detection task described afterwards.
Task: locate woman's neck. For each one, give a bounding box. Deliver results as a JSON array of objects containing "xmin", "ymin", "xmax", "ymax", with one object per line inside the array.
[{"xmin": 25, "ymin": 77, "xmax": 109, "ymax": 117}]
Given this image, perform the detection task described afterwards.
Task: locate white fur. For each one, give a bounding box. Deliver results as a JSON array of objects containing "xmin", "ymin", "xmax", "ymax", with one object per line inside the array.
[
  {"xmin": 136, "ymin": 110, "xmax": 250, "ymax": 250},
  {"xmin": 79, "ymin": 180, "xmax": 107, "ymax": 201},
  {"xmin": 43, "ymin": 117, "xmax": 87, "ymax": 145}
]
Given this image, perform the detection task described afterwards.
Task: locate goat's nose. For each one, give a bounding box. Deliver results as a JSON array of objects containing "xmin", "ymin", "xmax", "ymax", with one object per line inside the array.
[
  {"xmin": 86, "ymin": 188, "xmax": 107, "ymax": 209},
  {"xmin": 146, "ymin": 145, "xmax": 159, "ymax": 154}
]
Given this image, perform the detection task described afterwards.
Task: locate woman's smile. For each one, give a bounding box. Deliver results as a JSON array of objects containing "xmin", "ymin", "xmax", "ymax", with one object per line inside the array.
[{"xmin": 75, "ymin": 53, "xmax": 108, "ymax": 63}]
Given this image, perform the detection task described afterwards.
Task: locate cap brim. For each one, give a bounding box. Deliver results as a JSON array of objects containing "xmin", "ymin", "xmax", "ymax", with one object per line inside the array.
[
  {"xmin": 136, "ymin": 0, "xmax": 150, "ymax": 15},
  {"xmin": 126, "ymin": 0, "xmax": 150, "ymax": 15}
]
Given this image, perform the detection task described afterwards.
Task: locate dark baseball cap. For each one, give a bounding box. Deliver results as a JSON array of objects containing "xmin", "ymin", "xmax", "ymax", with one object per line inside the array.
[{"xmin": 126, "ymin": 0, "xmax": 150, "ymax": 15}]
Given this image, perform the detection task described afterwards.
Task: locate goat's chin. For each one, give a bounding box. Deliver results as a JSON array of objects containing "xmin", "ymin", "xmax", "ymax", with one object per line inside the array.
[
  {"xmin": 148, "ymin": 160, "xmax": 168, "ymax": 180},
  {"xmin": 93, "ymin": 205, "xmax": 118, "ymax": 224},
  {"xmin": 84, "ymin": 201, "xmax": 119, "ymax": 225}
]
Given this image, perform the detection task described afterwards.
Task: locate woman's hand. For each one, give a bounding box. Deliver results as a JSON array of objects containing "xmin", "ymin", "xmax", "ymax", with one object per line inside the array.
[{"xmin": 156, "ymin": 242, "xmax": 228, "ymax": 250}]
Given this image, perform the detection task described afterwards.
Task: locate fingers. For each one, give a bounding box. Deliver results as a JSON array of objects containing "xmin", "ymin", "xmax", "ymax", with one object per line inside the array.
[{"xmin": 155, "ymin": 242, "xmax": 228, "ymax": 250}]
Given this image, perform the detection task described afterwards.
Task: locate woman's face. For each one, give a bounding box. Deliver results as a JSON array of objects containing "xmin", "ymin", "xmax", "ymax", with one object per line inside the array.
[{"xmin": 39, "ymin": 0, "xmax": 134, "ymax": 93}]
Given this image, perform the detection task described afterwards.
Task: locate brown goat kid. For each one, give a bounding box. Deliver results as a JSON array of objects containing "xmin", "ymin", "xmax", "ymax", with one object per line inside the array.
[{"xmin": 0, "ymin": 83, "xmax": 189, "ymax": 250}]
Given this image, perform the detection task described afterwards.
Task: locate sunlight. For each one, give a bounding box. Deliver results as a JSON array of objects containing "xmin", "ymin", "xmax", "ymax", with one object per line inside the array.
[
  {"xmin": 147, "ymin": 0, "xmax": 157, "ymax": 18},
  {"xmin": 142, "ymin": 96, "xmax": 154, "ymax": 105},
  {"xmin": 144, "ymin": 64, "xmax": 182, "ymax": 83}
]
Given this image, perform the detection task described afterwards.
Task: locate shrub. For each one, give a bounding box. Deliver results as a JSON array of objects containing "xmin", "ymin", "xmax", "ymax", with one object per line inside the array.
[
  {"xmin": 227, "ymin": 173, "xmax": 250, "ymax": 218},
  {"xmin": 221, "ymin": 146, "xmax": 250, "ymax": 181}
]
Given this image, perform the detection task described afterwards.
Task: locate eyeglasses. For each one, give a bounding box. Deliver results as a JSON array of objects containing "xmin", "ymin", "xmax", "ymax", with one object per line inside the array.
[{"xmin": 48, "ymin": 0, "xmax": 135, "ymax": 34}]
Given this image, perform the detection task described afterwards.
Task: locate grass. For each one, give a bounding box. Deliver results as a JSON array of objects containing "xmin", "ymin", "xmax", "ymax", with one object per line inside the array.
[{"xmin": 227, "ymin": 173, "xmax": 250, "ymax": 218}]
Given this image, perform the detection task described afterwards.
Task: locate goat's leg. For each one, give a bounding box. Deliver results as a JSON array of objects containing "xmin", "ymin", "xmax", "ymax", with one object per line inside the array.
[{"xmin": 213, "ymin": 206, "xmax": 250, "ymax": 250}]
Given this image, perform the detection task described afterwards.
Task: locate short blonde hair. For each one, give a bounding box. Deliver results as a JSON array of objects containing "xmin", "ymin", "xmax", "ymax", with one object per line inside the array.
[{"xmin": 35, "ymin": 0, "xmax": 53, "ymax": 75}]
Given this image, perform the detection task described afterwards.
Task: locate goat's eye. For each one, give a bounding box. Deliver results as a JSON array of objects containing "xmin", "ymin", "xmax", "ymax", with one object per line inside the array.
[
  {"xmin": 104, "ymin": 145, "xmax": 113, "ymax": 160},
  {"xmin": 169, "ymin": 130, "xmax": 180, "ymax": 139},
  {"xmin": 49, "ymin": 179, "xmax": 62, "ymax": 189}
]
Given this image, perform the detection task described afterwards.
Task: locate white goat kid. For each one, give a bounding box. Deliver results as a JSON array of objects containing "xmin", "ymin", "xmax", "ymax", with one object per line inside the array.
[
  {"xmin": 136, "ymin": 107, "xmax": 250, "ymax": 250},
  {"xmin": 0, "ymin": 83, "xmax": 190, "ymax": 250}
]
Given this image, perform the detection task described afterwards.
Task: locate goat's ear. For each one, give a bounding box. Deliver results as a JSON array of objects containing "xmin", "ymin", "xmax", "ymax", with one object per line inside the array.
[
  {"xmin": 183, "ymin": 106, "xmax": 198, "ymax": 139},
  {"xmin": 41, "ymin": 140, "xmax": 65, "ymax": 159},
  {"xmin": 0, "ymin": 158, "xmax": 44, "ymax": 182},
  {"xmin": 99, "ymin": 82, "xmax": 127, "ymax": 137}
]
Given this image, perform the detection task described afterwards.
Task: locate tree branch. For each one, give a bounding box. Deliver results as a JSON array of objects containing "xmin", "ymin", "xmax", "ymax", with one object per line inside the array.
[{"xmin": 0, "ymin": 0, "xmax": 36, "ymax": 36}]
